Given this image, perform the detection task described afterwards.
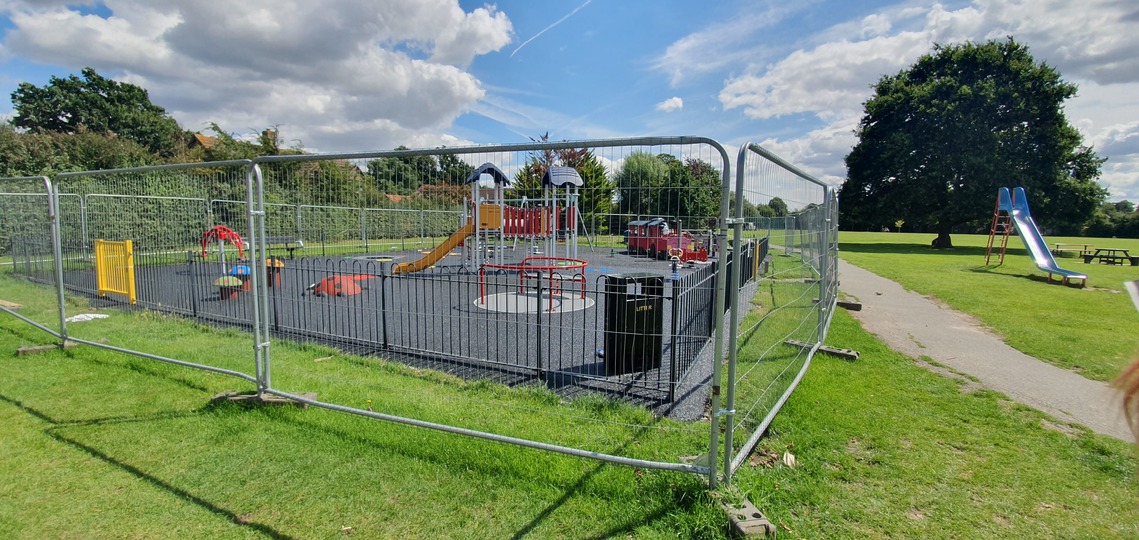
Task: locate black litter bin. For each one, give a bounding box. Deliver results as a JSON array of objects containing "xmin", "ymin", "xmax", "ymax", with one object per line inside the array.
[{"xmin": 601, "ymin": 273, "xmax": 664, "ymax": 376}]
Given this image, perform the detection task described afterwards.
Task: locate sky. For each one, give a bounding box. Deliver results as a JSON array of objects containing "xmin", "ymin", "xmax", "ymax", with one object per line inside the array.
[{"xmin": 0, "ymin": 0, "xmax": 1137, "ymax": 201}]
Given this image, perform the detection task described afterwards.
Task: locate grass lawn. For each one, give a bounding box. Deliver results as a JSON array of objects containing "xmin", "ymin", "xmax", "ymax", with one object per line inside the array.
[
  {"xmin": 2, "ymin": 251, "xmax": 1138, "ymax": 538},
  {"xmin": 839, "ymin": 231, "xmax": 1139, "ymax": 382}
]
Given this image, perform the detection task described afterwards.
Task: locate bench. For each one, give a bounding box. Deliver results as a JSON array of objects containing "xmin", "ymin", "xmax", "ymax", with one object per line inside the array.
[
  {"xmin": 1082, "ymin": 248, "xmax": 1138, "ymax": 266},
  {"xmin": 264, "ymin": 236, "xmax": 304, "ymax": 259},
  {"xmin": 1052, "ymin": 243, "xmax": 1094, "ymax": 257},
  {"xmin": 1084, "ymin": 255, "xmax": 1139, "ymax": 266}
]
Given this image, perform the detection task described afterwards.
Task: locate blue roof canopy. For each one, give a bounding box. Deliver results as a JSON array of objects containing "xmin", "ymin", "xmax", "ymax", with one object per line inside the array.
[{"xmin": 466, "ymin": 162, "xmax": 511, "ymax": 185}]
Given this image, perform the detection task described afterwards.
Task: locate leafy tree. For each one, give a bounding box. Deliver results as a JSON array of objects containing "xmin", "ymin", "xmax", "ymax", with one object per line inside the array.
[
  {"xmin": 436, "ymin": 151, "xmax": 474, "ymax": 185},
  {"xmin": 0, "ymin": 123, "xmax": 156, "ymax": 177},
  {"xmin": 512, "ymin": 133, "xmax": 562, "ymax": 201},
  {"xmin": 200, "ymin": 122, "xmax": 262, "ymax": 161},
  {"xmin": 1083, "ymin": 200, "xmax": 1139, "ymax": 238},
  {"xmin": 10, "ymin": 67, "xmax": 185, "ymax": 157},
  {"xmin": 366, "ymin": 146, "xmax": 438, "ymax": 194},
  {"xmin": 512, "ymin": 134, "xmax": 615, "ymax": 230},
  {"xmin": 613, "ymin": 151, "xmax": 721, "ymax": 228},
  {"xmin": 561, "ymin": 147, "xmax": 614, "ymax": 232},
  {"xmin": 767, "ymin": 197, "xmax": 788, "ymax": 217},
  {"xmin": 660, "ymin": 155, "xmax": 721, "ymax": 227},
  {"xmin": 613, "ymin": 151, "xmax": 669, "ymax": 217},
  {"xmin": 841, "ymin": 38, "xmax": 1106, "ymax": 247}
]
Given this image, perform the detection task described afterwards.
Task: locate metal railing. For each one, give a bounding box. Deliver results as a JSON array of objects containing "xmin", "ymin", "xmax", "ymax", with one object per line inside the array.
[{"xmin": 0, "ymin": 137, "xmax": 839, "ymax": 489}]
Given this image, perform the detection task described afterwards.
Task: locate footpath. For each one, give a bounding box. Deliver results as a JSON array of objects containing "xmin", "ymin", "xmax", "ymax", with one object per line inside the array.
[{"xmin": 838, "ymin": 261, "xmax": 1131, "ymax": 441}]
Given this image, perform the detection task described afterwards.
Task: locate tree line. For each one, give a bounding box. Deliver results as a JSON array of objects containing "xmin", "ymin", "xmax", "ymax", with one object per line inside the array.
[{"xmin": 4, "ymin": 69, "xmax": 779, "ymax": 238}]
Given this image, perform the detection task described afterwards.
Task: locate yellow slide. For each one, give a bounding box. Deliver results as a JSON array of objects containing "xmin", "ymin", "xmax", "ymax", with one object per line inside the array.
[{"xmin": 391, "ymin": 223, "xmax": 475, "ymax": 275}]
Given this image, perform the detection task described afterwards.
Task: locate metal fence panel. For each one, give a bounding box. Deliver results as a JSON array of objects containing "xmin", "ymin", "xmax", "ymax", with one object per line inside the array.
[
  {"xmin": 0, "ymin": 176, "xmax": 66, "ymax": 339},
  {"xmin": 50, "ymin": 162, "xmax": 261, "ymax": 383},
  {"xmin": 250, "ymin": 137, "xmax": 732, "ymax": 479},
  {"xmin": 724, "ymin": 142, "xmax": 838, "ymax": 482},
  {"xmin": 1, "ymin": 136, "xmax": 838, "ymax": 487},
  {"xmin": 1, "ymin": 184, "xmax": 55, "ymax": 282}
]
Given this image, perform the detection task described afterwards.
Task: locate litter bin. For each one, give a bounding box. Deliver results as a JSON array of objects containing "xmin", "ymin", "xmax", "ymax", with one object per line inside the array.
[{"xmin": 601, "ymin": 273, "xmax": 664, "ymax": 376}]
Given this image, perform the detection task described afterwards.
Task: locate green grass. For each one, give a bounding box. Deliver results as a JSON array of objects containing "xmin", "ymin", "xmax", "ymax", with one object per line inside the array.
[
  {"xmin": 732, "ymin": 310, "xmax": 1139, "ymax": 539},
  {"xmin": 839, "ymin": 231, "xmax": 1139, "ymax": 381},
  {"xmin": 2, "ymin": 254, "xmax": 1138, "ymax": 538},
  {"xmin": 0, "ymin": 274, "xmax": 721, "ymax": 539}
]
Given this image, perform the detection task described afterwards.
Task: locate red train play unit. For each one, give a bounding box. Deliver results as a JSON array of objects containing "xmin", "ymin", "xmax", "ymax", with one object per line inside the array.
[{"xmin": 625, "ymin": 218, "xmax": 709, "ymax": 262}]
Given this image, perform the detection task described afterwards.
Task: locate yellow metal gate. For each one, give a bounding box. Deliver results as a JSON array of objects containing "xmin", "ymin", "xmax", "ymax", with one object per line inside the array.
[{"xmin": 94, "ymin": 239, "xmax": 137, "ymax": 304}]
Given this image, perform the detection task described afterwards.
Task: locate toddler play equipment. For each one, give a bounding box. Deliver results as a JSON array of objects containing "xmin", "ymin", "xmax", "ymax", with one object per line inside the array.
[
  {"xmin": 391, "ymin": 163, "xmax": 584, "ymax": 275},
  {"xmin": 200, "ymin": 225, "xmax": 246, "ymax": 272},
  {"xmin": 985, "ymin": 187, "xmax": 1086, "ymax": 286},
  {"xmin": 303, "ymin": 274, "xmax": 376, "ymax": 297}
]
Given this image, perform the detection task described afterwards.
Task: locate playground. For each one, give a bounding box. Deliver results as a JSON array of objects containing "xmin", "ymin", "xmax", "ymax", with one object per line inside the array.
[
  {"xmin": 2, "ymin": 138, "xmax": 833, "ymax": 500},
  {"xmin": 67, "ymin": 226, "xmax": 759, "ymax": 414},
  {"xmin": 4, "ymin": 231, "xmax": 1136, "ymax": 539},
  {"xmin": 47, "ymin": 162, "xmax": 757, "ymax": 416}
]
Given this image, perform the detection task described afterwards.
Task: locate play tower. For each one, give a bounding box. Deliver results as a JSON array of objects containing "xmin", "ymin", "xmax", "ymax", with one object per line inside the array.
[{"xmin": 391, "ymin": 163, "xmax": 583, "ymax": 274}]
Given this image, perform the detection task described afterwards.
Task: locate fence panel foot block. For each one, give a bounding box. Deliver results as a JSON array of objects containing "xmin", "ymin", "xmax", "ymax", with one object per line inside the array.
[
  {"xmin": 212, "ymin": 391, "xmax": 317, "ymax": 408},
  {"xmin": 724, "ymin": 497, "xmax": 775, "ymax": 538},
  {"xmin": 17, "ymin": 340, "xmax": 79, "ymax": 356}
]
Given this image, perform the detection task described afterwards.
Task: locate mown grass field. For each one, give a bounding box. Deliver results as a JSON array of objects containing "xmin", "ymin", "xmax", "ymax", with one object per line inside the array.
[
  {"xmin": 839, "ymin": 232, "xmax": 1139, "ymax": 381},
  {"xmin": 2, "ymin": 231, "xmax": 1138, "ymax": 538}
]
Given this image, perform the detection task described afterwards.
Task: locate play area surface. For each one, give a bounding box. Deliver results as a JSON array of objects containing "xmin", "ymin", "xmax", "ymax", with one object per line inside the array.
[{"xmin": 71, "ymin": 243, "xmax": 724, "ymax": 418}]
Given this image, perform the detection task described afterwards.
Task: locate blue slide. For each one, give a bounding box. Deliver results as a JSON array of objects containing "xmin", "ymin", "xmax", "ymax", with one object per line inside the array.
[{"xmin": 1001, "ymin": 187, "xmax": 1087, "ymax": 286}]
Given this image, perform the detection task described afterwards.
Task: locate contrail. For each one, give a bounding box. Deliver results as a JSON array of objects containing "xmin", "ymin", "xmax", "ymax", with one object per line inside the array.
[{"xmin": 511, "ymin": 0, "xmax": 593, "ymax": 58}]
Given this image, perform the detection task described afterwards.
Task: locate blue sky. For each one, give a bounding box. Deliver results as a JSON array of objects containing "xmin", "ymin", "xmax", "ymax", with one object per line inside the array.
[{"xmin": 1, "ymin": 0, "xmax": 1137, "ymax": 200}]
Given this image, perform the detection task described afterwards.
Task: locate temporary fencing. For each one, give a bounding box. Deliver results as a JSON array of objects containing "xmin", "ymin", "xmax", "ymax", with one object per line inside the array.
[
  {"xmin": 0, "ymin": 137, "xmax": 838, "ymax": 487},
  {"xmin": 723, "ymin": 143, "xmax": 839, "ymax": 482}
]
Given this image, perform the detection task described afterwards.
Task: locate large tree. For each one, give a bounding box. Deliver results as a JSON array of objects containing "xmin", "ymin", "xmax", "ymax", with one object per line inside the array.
[
  {"xmin": 841, "ymin": 38, "xmax": 1105, "ymax": 247},
  {"xmin": 11, "ymin": 67, "xmax": 185, "ymax": 157}
]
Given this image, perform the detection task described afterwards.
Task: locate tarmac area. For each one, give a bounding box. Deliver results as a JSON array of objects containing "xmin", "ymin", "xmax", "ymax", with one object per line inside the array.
[
  {"xmin": 61, "ymin": 245, "xmax": 723, "ymax": 418},
  {"xmin": 838, "ymin": 260, "xmax": 1132, "ymax": 441}
]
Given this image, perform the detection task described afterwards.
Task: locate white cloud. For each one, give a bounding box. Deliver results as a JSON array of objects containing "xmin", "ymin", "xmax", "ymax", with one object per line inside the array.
[
  {"xmin": 0, "ymin": 0, "xmax": 513, "ymax": 152},
  {"xmin": 754, "ymin": 114, "xmax": 859, "ymax": 187},
  {"xmin": 718, "ymin": 0, "xmax": 1139, "ymax": 200},
  {"xmin": 652, "ymin": 2, "xmax": 810, "ymax": 87},
  {"xmin": 859, "ymin": 14, "xmax": 892, "ymax": 38},
  {"xmin": 655, "ymin": 97, "xmax": 683, "ymax": 112}
]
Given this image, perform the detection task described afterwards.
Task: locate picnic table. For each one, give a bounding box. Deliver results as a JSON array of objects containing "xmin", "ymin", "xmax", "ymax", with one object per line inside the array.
[
  {"xmin": 1052, "ymin": 243, "xmax": 1094, "ymax": 257},
  {"xmin": 1083, "ymin": 247, "xmax": 1139, "ymax": 266}
]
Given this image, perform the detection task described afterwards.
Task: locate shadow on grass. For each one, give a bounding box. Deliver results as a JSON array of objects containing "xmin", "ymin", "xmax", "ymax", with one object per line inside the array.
[
  {"xmin": 0, "ymin": 392, "xmax": 296, "ymax": 540},
  {"xmin": 507, "ymin": 424, "xmax": 708, "ymax": 540},
  {"xmin": 47, "ymin": 431, "xmax": 298, "ymax": 540},
  {"xmin": 275, "ymin": 406, "xmax": 714, "ymax": 539},
  {"xmin": 839, "ymin": 241, "xmax": 1024, "ymax": 258},
  {"xmin": 967, "ymin": 265, "xmax": 1090, "ymax": 288}
]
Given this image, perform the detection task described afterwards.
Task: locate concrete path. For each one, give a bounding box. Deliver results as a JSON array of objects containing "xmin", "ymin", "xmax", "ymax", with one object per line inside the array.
[{"xmin": 838, "ymin": 261, "xmax": 1131, "ymax": 441}]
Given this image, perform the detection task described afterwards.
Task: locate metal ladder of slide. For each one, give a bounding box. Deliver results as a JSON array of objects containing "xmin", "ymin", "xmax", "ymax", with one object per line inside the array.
[{"xmin": 984, "ymin": 191, "xmax": 1012, "ymax": 265}]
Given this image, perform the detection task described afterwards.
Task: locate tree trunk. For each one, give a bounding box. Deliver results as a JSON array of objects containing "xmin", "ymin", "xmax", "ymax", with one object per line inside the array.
[{"xmin": 931, "ymin": 227, "xmax": 953, "ymax": 249}]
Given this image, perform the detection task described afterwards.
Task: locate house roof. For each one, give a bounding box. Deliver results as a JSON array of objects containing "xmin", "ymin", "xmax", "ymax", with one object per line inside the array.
[{"xmin": 191, "ymin": 133, "xmax": 218, "ymax": 149}]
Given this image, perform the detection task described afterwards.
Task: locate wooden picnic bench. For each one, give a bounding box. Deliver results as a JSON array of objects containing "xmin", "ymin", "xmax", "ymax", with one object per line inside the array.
[
  {"xmin": 1083, "ymin": 247, "xmax": 1139, "ymax": 266},
  {"xmin": 1052, "ymin": 243, "xmax": 1094, "ymax": 257}
]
